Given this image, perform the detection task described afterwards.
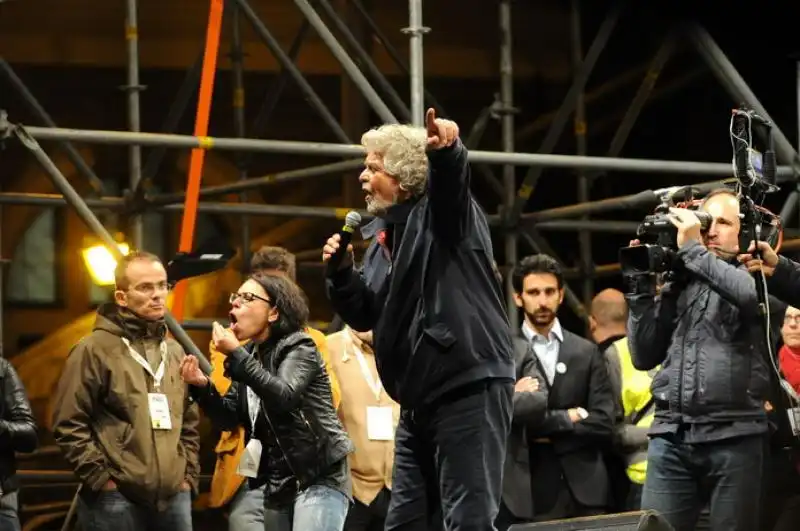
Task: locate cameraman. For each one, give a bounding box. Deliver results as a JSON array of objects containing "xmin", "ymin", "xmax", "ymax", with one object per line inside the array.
[{"xmin": 625, "ymin": 189, "xmax": 767, "ymax": 531}]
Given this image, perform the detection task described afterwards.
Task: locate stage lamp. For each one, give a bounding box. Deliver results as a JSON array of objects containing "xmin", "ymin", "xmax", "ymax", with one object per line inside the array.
[{"xmin": 82, "ymin": 239, "xmax": 130, "ymax": 286}]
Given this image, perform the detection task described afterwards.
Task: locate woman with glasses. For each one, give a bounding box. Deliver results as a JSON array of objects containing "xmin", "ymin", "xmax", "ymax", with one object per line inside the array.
[{"xmin": 180, "ymin": 273, "xmax": 354, "ymax": 531}]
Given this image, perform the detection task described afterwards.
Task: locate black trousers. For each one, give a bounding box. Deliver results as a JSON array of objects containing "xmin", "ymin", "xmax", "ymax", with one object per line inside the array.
[
  {"xmin": 345, "ymin": 488, "xmax": 391, "ymax": 531},
  {"xmin": 384, "ymin": 378, "xmax": 513, "ymax": 531}
]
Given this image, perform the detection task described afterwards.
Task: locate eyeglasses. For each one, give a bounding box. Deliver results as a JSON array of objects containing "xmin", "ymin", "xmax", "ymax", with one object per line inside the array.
[
  {"xmin": 230, "ymin": 292, "xmax": 271, "ymax": 305},
  {"xmin": 785, "ymin": 315, "xmax": 800, "ymax": 326}
]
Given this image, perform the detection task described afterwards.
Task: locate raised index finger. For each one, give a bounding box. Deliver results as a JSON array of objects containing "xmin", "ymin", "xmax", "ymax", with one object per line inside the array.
[{"xmin": 425, "ymin": 108, "xmax": 437, "ymax": 131}]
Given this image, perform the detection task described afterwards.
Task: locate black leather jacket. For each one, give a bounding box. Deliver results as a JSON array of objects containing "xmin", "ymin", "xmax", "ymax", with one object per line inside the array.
[
  {"xmin": 626, "ymin": 241, "xmax": 769, "ymax": 429},
  {"xmin": 0, "ymin": 357, "xmax": 38, "ymax": 493},
  {"xmin": 193, "ymin": 330, "xmax": 353, "ymax": 501}
]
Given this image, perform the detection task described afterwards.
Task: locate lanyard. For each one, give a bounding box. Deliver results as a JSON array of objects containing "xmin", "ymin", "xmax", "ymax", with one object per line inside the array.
[
  {"xmin": 246, "ymin": 386, "xmax": 260, "ymax": 432},
  {"xmin": 351, "ymin": 338, "xmax": 382, "ymax": 400},
  {"xmin": 121, "ymin": 337, "xmax": 167, "ymax": 389}
]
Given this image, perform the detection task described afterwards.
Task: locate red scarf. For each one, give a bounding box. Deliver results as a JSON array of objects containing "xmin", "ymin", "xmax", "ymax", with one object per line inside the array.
[{"xmin": 779, "ymin": 345, "xmax": 800, "ymax": 394}]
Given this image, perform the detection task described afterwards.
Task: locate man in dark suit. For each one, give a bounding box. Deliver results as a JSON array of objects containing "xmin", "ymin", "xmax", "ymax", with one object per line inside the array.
[
  {"xmin": 497, "ymin": 336, "xmax": 549, "ymax": 531},
  {"xmin": 505, "ymin": 254, "xmax": 615, "ymax": 522}
]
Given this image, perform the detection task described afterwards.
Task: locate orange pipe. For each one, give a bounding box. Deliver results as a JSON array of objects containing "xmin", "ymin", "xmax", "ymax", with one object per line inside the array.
[{"xmin": 171, "ymin": 0, "xmax": 225, "ymax": 321}]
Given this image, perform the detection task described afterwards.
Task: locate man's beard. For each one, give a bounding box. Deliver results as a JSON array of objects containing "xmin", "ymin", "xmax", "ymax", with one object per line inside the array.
[
  {"xmin": 528, "ymin": 309, "xmax": 556, "ymax": 327},
  {"xmin": 365, "ymin": 193, "xmax": 399, "ymax": 216}
]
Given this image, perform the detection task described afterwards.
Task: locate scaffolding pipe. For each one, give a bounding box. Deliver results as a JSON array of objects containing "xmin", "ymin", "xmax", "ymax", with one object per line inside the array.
[
  {"xmin": 462, "ymin": 104, "xmax": 504, "ymax": 197},
  {"xmin": 779, "ymin": 188, "xmax": 799, "ymax": 227},
  {"xmin": 233, "ymin": 0, "xmax": 351, "ymax": 143},
  {"xmin": 230, "ymin": 5, "xmax": 251, "ymax": 272},
  {"xmin": 688, "ymin": 23, "xmax": 800, "ymax": 175},
  {"xmin": 0, "ymin": 192, "xmax": 370, "ymax": 219},
  {"xmin": 9, "ymin": 125, "xmax": 212, "ymax": 374},
  {"xmin": 586, "ymin": 32, "xmax": 676, "ymax": 182},
  {"xmin": 570, "ymin": 0, "xmax": 593, "ymax": 317},
  {"xmin": 140, "ymin": 53, "xmax": 203, "ymax": 186},
  {"xmin": 150, "ymin": 159, "xmax": 364, "ymax": 204},
  {"xmin": 521, "ymin": 180, "xmax": 731, "ymax": 223},
  {"xmin": 346, "ymin": 0, "xmax": 446, "ymax": 114},
  {"xmin": 291, "ymin": 0, "xmax": 396, "ymax": 123},
  {"xmin": 124, "ymin": 0, "xmax": 144, "ymax": 248},
  {"xmin": 507, "ymin": 0, "xmax": 626, "ymax": 226},
  {"xmin": 456, "ymin": 102, "xmax": 504, "ymax": 198},
  {"xmin": 316, "ymin": 0, "xmax": 410, "ymax": 121},
  {"xmin": 499, "ymin": 0, "xmax": 517, "ymax": 321},
  {"xmin": 241, "ymin": 17, "xmax": 314, "ymax": 169},
  {"xmin": 405, "ymin": 0, "xmax": 428, "ymax": 126},
  {"xmin": 0, "ymin": 58, "xmax": 105, "ymax": 195},
  {"xmin": 21, "ymin": 126, "xmax": 798, "ymax": 176},
  {"xmin": 534, "ymin": 220, "xmax": 640, "ymax": 233},
  {"xmin": 0, "ymin": 192, "xmax": 686, "ymax": 235}
]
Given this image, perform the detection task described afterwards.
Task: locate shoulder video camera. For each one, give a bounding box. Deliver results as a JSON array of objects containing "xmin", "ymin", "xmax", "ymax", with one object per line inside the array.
[{"xmin": 618, "ymin": 187, "xmax": 711, "ymax": 276}]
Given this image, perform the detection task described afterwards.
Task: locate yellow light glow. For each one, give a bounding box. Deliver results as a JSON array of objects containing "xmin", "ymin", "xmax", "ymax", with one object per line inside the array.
[{"xmin": 82, "ymin": 243, "xmax": 130, "ymax": 286}]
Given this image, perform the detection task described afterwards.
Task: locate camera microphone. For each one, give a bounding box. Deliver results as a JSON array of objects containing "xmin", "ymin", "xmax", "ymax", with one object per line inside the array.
[{"xmin": 326, "ymin": 211, "xmax": 362, "ymax": 275}]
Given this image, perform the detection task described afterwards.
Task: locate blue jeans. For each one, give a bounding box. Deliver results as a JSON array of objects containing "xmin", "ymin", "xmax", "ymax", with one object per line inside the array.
[
  {"xmin": 77, "ymin": 489, "xmax": 193, "ymax": 531},
  {"xmin": 641, "ymin": 434, "xmax": 764, "ymax": 531},
  {"xmin": 262, "ymin": 485, "xmax": 349, "ymax": 531},
  {"xmin": 228, "ymin": 482, "xmax": 265, "ymax": 531}
]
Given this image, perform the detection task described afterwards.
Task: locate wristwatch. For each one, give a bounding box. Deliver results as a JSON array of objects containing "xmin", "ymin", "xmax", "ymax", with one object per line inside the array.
[{"xmin": 576, "ymin": 407, "xmax": 589, "ymax": 420}]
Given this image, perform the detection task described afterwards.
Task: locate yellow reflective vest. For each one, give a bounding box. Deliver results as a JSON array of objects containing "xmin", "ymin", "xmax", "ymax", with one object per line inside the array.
[{"xmin": 615, "ymin": 337, "xmax": 655, "ymax": 485}]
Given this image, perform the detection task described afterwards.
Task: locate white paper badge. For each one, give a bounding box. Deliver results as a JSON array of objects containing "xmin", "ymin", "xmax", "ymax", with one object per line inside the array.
[
  {"xmin": 367, "ymin": 406, "xmax": 395, "ymax": 441},
  {"xmin": 237, "ymin": 439, "xmax": 263, "ymax": 478},
  {"xmin": 556, "ymin": 362, "xmax": 567, "ymax": 375},
  {"xmin": 148, "ymin": 393, "xmax": 172, "ymax": 430}
]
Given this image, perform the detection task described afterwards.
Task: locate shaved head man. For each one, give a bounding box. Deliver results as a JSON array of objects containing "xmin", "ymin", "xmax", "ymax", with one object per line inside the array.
[
  {"xmin": 592, "ymin": 287, "xmax": 653, "ymax": 511},
  {"xmin": 589, "ymin": 288, "xmax": 628, "ymax": 348}
]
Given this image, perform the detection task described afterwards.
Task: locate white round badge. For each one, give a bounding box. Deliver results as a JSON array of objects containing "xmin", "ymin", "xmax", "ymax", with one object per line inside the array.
[{"xmin": 556, "ymin": 362, "xmax": 567, "ymax": 374}]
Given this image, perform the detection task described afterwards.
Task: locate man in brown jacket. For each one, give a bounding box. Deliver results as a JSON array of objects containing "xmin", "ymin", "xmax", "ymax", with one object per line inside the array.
[
  {"xmin": 327, "ymin": 327, "xmax": 399, "ymax": 531},
  {"xmin": 209, "ymin": 246, "xmax": 341, "ymax": 531},
  {"xmin": 52, "ymin": 251, "xmax": 200, "ymax": 531}
]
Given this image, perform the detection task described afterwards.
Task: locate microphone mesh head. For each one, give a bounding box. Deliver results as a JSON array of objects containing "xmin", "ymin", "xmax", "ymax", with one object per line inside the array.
[{"xmin": 344, "ymin": 211, "xmax": 362, "ymax": 229}]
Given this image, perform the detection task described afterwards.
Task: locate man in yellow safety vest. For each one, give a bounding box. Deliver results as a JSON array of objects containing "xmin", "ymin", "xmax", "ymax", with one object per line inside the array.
[{"xmin": 590, "ymin": 289, "xmax": 656, "ymax": 510}]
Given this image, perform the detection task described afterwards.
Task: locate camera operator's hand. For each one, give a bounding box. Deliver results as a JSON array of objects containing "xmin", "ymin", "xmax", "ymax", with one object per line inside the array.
[
  {"xmin": 629, "ymin": 239, "xmax": 641, "ymax": 247},
  {"xmin": 668, "ymin": 207, "xmax": 703, "ymax": 248},
  {"xmin": 738, "ymin": 240, "xmax": 779, "ymax": 276}
]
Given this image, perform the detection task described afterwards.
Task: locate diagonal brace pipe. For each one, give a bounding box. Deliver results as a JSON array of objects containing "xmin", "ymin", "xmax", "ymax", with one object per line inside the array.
[
  {"xmin": 506, "ymin": 0, "xmax": 627, "ymax": 226},
  {"xmin": 290, "ymin": 0, "xmax": 396, "ymax": 123}
]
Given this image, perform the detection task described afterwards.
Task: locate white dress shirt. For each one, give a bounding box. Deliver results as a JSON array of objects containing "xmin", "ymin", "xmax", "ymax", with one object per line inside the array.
[{"xmin": 522, "ymin": 318, "xmax": 564, "ymax": 386}]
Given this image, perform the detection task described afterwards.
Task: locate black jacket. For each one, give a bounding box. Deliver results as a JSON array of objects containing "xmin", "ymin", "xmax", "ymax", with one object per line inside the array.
[
  {"xmin": 768, "ymin": 255, "xmax": 800, "ymax": 309},
  {"xmin": 192, "ymin": 331, "xmax": 353, "ymax": 501},
  {"xmin": 502, "ymin": 337, "xmax": 549, "ymax": 519},
  {"xmin": 626, "ymin": 241, "xmax": 769, "ymax": 432},
  {"xmin": 325, "ymin": 139, "xmax": 515, "ymax": 408},
  {"xmin": 0, "ymin": 357, "xmax": 38, "ymax": 493}
]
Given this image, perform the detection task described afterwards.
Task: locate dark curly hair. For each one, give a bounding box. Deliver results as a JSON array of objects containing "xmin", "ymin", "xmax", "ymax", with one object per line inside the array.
[
  {"xmin": 511, "ymin": 254, "xmax": 564, "ymax": 293},
  {"xmin": 251, "ymin": 272, "xmax": 309, "ymax": 339}
]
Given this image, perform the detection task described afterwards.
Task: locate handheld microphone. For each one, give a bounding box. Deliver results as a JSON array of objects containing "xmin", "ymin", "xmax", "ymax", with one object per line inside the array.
[{"xmin": 327, "ymin": 211, "xmax": 362, "ymax": 275}]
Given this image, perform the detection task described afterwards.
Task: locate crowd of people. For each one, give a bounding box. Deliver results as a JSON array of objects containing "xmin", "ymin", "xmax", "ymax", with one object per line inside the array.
[{"xmin": 0, "ymin": 109, "xmax": 799, "ymax": 531}]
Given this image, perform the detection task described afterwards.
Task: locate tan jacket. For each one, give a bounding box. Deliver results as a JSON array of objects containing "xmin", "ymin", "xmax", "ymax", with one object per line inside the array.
[
  {"xmin": 207, "ymin": 326, "xmax": 340, "ymax": 508},
  {"xmin": 327, "ymin": 329, "xmax": 399, "ymax": 505},
  {"xmin": 51, "ymin": 304, "xmax": 200, "ymax": 511}
]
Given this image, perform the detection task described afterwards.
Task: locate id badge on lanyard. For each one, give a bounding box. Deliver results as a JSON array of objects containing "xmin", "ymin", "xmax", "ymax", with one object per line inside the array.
[
  {"xmin": 121, "ymin": 338, "xmax": 172, "ymax": 430},
  {"xmin": 352, "ymin": 340, "xmax": 395, "ymax": 441},
  {"xmin": 237, "ymin": 386, "xmax": 262, "ymax": 478}
]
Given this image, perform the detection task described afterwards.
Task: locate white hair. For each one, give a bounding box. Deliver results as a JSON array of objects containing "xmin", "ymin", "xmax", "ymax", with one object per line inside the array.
[{"xmin": 361, "ymin": 124, "xmax": 429, "ymax": 198}]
